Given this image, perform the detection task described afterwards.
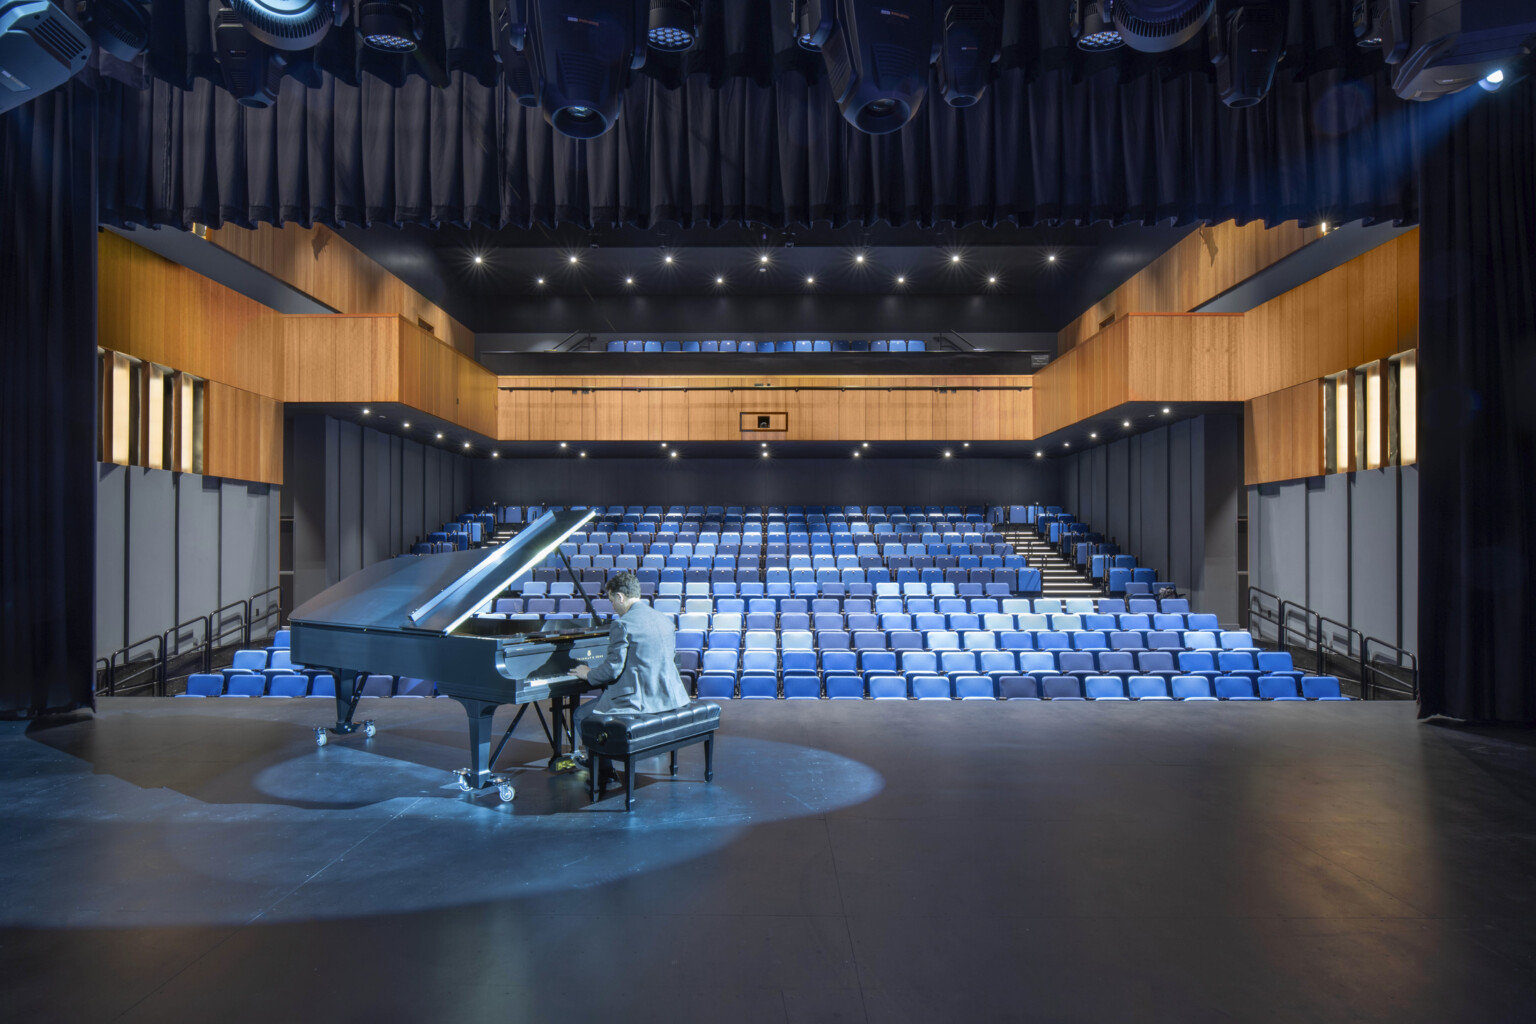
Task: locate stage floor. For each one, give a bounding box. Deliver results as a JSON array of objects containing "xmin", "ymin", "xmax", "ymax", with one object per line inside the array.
[{"xmin": 3, "ymin": 697, "xmax": 1534, "ymax": 1023}]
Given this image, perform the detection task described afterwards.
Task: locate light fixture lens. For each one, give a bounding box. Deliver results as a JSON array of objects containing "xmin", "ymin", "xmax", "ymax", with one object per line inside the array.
[
  {"xmin": 473, "ymin": 255, "xmax": 484, "ymax": 265},
  {"xmin": 560, "ymin": 441, "xmax": 567, "ymax": 448},
  {"xmin": 988, "ymin": 276, "xmax": 997, "ymax": 285},
  {"xmin": 854, "ymin": 254, "xmax": 865, "ymax": 264},
  {"xmin": 664, "ymin": 254, "xmax": 674, "ymax": 264},
  {"xmin": 853, "ymin": 452, "xmax": 860, "ymax": 458},
  {"xmin": 1163, "ymin": 407, "xmax": 1171, "ymax": 414},
  {"xmin": 436, "ymin": 433, "xmax": 444, "ymax": 440},
  {"xmin": 761, "ymin": 451, "xmax": 769, "ymax": 458},
  {"xmin": 760, "ymin": 442, "xmax": 767, "ymax": 448},
  {"xmin": 716, "ymin": 275, "xmax": 724, "ymax": 284},
  {"xmin": 1089, "ymin": 432, "xmax": 1097, "ymax": 439},
  {"xmin": 579, "ymin": 451, "xmax": 587, "ymax": 457},
  {"xmin": 463, "ymin": 441, "xmax": 471, "ymax": 448},
  {"xmin": 951, "ymin": 253, "xmax": 961, "ymax": 263},
  {"xmin": 362, "ymin": 407, "xmax": 370, "ymax": 414},
  {"xmin": 625, "ymin": 276, "xmax": 634, "ymax": 285},
  {"xmin": 896, "ymin": 275, "xmax": 905, "ymax": 285},
  {"xmin": 943, "ymin": 450, "xmax": 952, "ymax": 458},
  {"xmin": 492, "ymin": 452, "xmax": 499, "ymax": 458},
  {"xmin": 1487, "ymin": 69, "xmax": 1505, "ymax": 84},
  {"xmin": 1047, "ymin": 254, "xmax": 1057, "ymax": 262},
  {"xmin": 1123, "ymin": 420, "xmax": 1131, "ymax": 427},
  {"xmin": 806, "ymin": 276, "xmax": 815, "ymax": 285},
  {"xmin": 660, "ymin": 442, "xmax": 667, "ymax": 448},
  {"xmin": 963, "ymin": 442, "xmax": 969, "ymax": 448},
  {"xmin": 403, "ymin": 422, "xmax": 410, "ymax": 428},
  {"xmin": 536, "ymin": 277, "xmax": 545, "ymax": 285},
  {"xmin": 759, "ymin": 254, "xmax": 769, "ymax": 264},
  {"xmin": 568, "ymin": 255, "xmax": 579, "ymax": 264},
  {"xmin": 1035, "ymin": 451, "xmax": 1043, "ymax": 457},
  {"xmin": 670, "ymin": 451, "xmax": 678, "ymax": 458},
  {"xmin": 862, "ymin": 442, "xmax": 869, "ymax": 448}
]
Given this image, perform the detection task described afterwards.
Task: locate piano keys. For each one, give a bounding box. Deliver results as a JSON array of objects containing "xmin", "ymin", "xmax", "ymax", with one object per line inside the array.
[{"xmin": 288, "ymin": 509, "xmax": 608, "ymax": 801}]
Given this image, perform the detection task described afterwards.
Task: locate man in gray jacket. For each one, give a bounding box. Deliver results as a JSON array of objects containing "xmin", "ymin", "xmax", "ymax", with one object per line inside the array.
[{"xmin": 571, "ymin": 571, "xmax": 692, "ymax": 767}]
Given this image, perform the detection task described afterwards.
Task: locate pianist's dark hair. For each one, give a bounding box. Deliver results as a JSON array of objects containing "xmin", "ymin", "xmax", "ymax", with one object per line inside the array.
[{"xmin": 604, "ymin": 571, "xmax": 640, "ymax": 600}]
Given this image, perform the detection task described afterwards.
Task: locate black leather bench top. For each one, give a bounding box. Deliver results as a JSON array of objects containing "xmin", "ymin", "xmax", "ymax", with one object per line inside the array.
[{"xmin": 580, "ymin": 703, "xmax": 721, "ymax": 754}]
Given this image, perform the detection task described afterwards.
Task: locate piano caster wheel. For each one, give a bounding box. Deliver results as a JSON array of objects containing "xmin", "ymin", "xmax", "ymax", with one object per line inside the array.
[
  {"xmin": 314, "ymin": 727, "xmax": 328, "ymax": 747},
  {"xmin": 363, "ymin": 721, "xmax": 377, "ymax": 738},
  {"xmin": 490, "ymin": 775, "xmax": 516, "ymax": 803},
  {"xmin": 454, "ymin": 768, "xmax": 474, "ymax": 793}
]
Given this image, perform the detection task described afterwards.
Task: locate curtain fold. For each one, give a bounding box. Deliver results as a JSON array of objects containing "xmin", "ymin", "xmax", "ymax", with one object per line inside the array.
[
  {"xmin": 96, "ymin": 58, "xmax": 1420, "ymax": 232},
  {"xmin": 0, "ymin": 82, "xmax": 99, "ymax": 716},
  {"xmin": 1416, "ymin": 78, "xmax": 1536, "ymax": 724}
]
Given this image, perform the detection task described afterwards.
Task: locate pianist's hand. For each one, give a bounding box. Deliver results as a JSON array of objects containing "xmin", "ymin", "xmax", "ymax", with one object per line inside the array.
[{"xmin": 573, "ymin": 664, "xmax": 590, "ymax": 681}]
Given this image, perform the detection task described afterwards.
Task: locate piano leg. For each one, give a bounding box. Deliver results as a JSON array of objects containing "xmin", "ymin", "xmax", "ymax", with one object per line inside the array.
[
  {"xmin": 315, "ymin": 670, "xmax": 375, "ymax": 747},
  {"xmin": 452, "ymin": 698, "xmax": 500, "ymax": 792}
]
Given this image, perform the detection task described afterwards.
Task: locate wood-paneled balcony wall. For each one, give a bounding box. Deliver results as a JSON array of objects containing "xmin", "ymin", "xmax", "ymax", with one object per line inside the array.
[{"xmin": 494, "ymin": 376, "xmax": 1035, "ymax": 443}]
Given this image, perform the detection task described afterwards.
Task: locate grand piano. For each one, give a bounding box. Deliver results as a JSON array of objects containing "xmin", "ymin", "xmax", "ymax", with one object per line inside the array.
[{"xmin": 289, "ymin": 509, "xmax": 610, "ymax": 802}]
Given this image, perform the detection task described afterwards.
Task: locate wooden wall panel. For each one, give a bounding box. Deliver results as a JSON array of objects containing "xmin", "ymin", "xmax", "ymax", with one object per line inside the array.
[
  {"xmin": 206, "ymin": 223, "xmax": 477, "ymax": 358},
  {"xmin": 1244, "ymin": 380, "xmax": 1323, "ymax": 485},
  {"xmin": 1058, "ymin": 219, "xmax": 1322, "ymax": 352},
  {"xmin": 1236, "ymin": 230, "xmax": 1418, "ymax": 400},
  {"xmin": 99, "ymin": 232, "xmax": 285, "ymax": 400},
  {"xmin": 490, "ymin": 375, "xmax": 1036, "ymax": 443},
  {"xmin": 1126, "ymin": 314, "xmax": 1241, "ymax": 402},
  {"xmin": 203, "ymin": 382, "xmax": 283, "ymax": 485},
  {"xmin": 283, "ymin": 316, "xmax": 400, "ymax": 403}
]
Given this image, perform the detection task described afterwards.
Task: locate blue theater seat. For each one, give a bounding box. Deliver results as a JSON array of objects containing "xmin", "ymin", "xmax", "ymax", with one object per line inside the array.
[{"xmin": 1302, "ymin": 676, "xmax": 1350, "ymax": 700}]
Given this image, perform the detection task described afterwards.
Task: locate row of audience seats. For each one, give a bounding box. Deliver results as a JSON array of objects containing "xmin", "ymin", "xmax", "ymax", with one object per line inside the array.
[
  {"xmin": 602, "ymin": 339, "xmax": 930, "ymax": 353},
  {"xmin": 696, "ymin": 673, "xmax": 1348, "ymax": 701}
]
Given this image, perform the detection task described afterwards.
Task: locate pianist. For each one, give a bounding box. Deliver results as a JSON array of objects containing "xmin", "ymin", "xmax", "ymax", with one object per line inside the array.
[{"xmin": 571, "ymin": 571, "xmax": 692, "ymax": 767}]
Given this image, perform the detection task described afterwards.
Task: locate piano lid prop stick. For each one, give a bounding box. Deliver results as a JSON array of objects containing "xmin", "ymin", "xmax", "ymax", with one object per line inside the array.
[{"xmin": 558, "ymin": 548, "xmax": 602, "ymax": 621}]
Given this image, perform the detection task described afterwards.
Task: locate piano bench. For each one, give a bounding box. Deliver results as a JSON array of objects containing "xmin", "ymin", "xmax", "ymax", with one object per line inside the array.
[{"xmin": 581, "ymin": 702, "xmax": 721, "ymax": 811}]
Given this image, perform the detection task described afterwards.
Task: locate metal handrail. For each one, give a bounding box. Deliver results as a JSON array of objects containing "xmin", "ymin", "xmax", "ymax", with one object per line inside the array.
[
  {"xmin": 1245, "ymin": 586, "xmax": 1418, "ymax": 700},
  {"xmin": 98, "ymin": 586, "xmax": 285, "ymax": 699}
]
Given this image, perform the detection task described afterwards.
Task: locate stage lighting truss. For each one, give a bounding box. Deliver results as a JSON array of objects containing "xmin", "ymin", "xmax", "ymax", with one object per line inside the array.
[
  {"xmin": 1071, "ymin": 0, "xmax": 1124, "ymax": 51},
  {"xmin": 1112, "ymin": 0, "xmax": 1215, "ymax": 53}
]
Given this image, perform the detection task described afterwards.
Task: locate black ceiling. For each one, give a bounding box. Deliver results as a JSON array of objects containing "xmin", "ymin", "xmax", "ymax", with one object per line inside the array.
[{"xmin": 341, "ymin": 220, "xmax": 1192, "ymax": 334}]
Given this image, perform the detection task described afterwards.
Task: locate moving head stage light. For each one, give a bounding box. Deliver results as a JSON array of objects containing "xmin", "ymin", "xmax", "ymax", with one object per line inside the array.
[
  {"xmin": 1374, "ymin": 0, "xmax": 1536, "ymax": 101},
  {"xmin": 1113, "ymin": 0, "xmax": 1214, "ymax": 52},
  {"xmin": 820, "ymin": 0, "xmax": 935, "ymax": 134},
  {"xmin": 1208, "ymin": 0, "xmax": 1287, "ymax": 108},
  {"xmin": 522, "ymin": 0, "xmax": 646, "ymax": 139},
  {"xmin": 936, "ymin": 2, "xmax": 1000, "ymax": 107},
  {"xmin": 0, "ymin": 0, "xmax": 88, "ymax": 114}
]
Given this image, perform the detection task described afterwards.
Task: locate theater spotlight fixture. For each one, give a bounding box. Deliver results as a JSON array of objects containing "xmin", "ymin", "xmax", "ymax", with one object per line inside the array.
[
  {"xmin": 0, "ymin": 1, "xmax": 89, "ymax": 116},
  {"xmin": 231, "ymin": 0, "xmax": 335, "ymax": 50},
  {"xmin": 1072, "ymin": 0, "xmax": 1124, "ymax": 50},
  {"xmin": 523, "ymin": 0, "xmax": 645, "ymax": 139},
  {"xmin": 1209, "ymin": 0, "xmax": 1288, "ymax": 108},
  {"xmin": 78, "ymin": 0, "xmax": 152, "ymax": 61},
  {"xmin": 792, "ymin": 0, "xmax": 834, "ymax": 51},
  {"xmin": 936, "ymin": 1, "xmax": 1001, "ymax": 106},
  {"xmin": 819, "ymin": 0, "xmax": 935, "ymax": 134},
  {"xmin": 212, "ymin": 5, "xmax": 288, "ymax": 107},
  {"xmin": 354, "ymin": 0, "xmax": 420, "ymax": 51},
  {"xmin": 1112, "ymin": 0, "xmax": 1215, "ymax": 52},
  {"xmin": 1381, "ymin": 1, "xmax": 1536, "ymax": 102},
  {"xmin": 646, "ymin": 0, "xmax": 696, "ymax": 51}
]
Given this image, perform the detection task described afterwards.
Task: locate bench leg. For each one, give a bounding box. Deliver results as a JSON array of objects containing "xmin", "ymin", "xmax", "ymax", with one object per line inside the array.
[
  {"xmin": 589, "ymin": 756, "xmax": 598, "ymax": 803},
  {"xmin": 704, "ymin": 736, "xmax": 714, "ymax": 782},
  {"xmin": 670, "ymin": 750, "xmax": 678, "ymax": 777},
  {"xmin": 624, "ymin": 757, "xmax": 634, "ymax": 811}
]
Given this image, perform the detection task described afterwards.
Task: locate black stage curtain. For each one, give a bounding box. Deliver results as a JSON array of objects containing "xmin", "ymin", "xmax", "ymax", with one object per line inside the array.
[
  {"xmin": 1416, "ymin": 78, "xmax": 1536, "ymax": 725},
  {"xmin": 93, "ymin": 3, "xmax": 1416, "ymax": 232},
  {"xmin": 0, "ymin": 83, "xmax": 99, "ymax": 716}
]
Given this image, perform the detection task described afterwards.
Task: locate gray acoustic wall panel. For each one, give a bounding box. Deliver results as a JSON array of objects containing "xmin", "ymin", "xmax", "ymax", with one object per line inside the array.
[{"xmin": 96, "ymin": 465, "xmax": 127, "ymax": 658}]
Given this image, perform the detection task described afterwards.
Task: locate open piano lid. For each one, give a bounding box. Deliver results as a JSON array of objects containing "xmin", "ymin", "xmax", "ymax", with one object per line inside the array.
[{"xmin": 288, "ymin": 509, "xmax": 597, "ymax": 635}]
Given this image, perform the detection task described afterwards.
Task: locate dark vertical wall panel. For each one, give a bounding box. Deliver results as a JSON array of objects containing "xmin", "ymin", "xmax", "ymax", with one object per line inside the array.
[
  {"xmin": 1350, "ymin": 470, "xmax": 1400, "ymax": 648},
  {"xmin": 1306, "ymin": 476, "xmax": 1350, "ymax": 625},
  {"xmin": 1140, "ymin": 428, "xmax": 1170, "ymax": 582},
  {"xmin": 336, "ymin": 420, "xmax": 363, "ymax": 579},
  {"xmin": 1198, "ymin": 416, "xmax": 1242, "ymax": 624},
  {"xmin": 471, "ymin": 457, "xmax": 1060, "ymax": 507},
  {"xmin": 290, "ymin": 416, "xmax": 329, "ymax": 607},
  {"xmin": 1400, "ymin": 467, "xmax": 1418, "ymax": 657},
  {"xmin": 362, "ymin": 427, "xmax": 392, "ymax": 567},
  {"xmin": 1107, "ymin": 440, "xmax": 1130, "ymax": 546},
  {"xmin": 1248, "ymin": 464, "xmax": 1416, "ymax": 655},
  {"xmin": 1127, "ymin": 434, "xmax": 1143, "ymax": 557},
  {"xmin": 1166, "ymin": 421, "xmax": 1192, "ymax": 593},
  {"xmin": 400, "ymin": 440, "xmax": 424, "ymax": 546},
  {"xmin": 125, "ymin": 469, "xmax": 176, "ymax": 645},
  {"xmin": 96, "ymin": 466, "xmax": 127, "ymax": 659},
  {"xmin": 176, "ymin": 477, "xmax": 222, "ymax": 643}
]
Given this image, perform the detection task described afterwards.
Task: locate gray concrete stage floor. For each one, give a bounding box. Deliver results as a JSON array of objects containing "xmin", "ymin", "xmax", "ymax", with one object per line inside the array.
[{"xmin": 2, "ymin": 697, "xmax": 1534, "ymax": 1023}]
